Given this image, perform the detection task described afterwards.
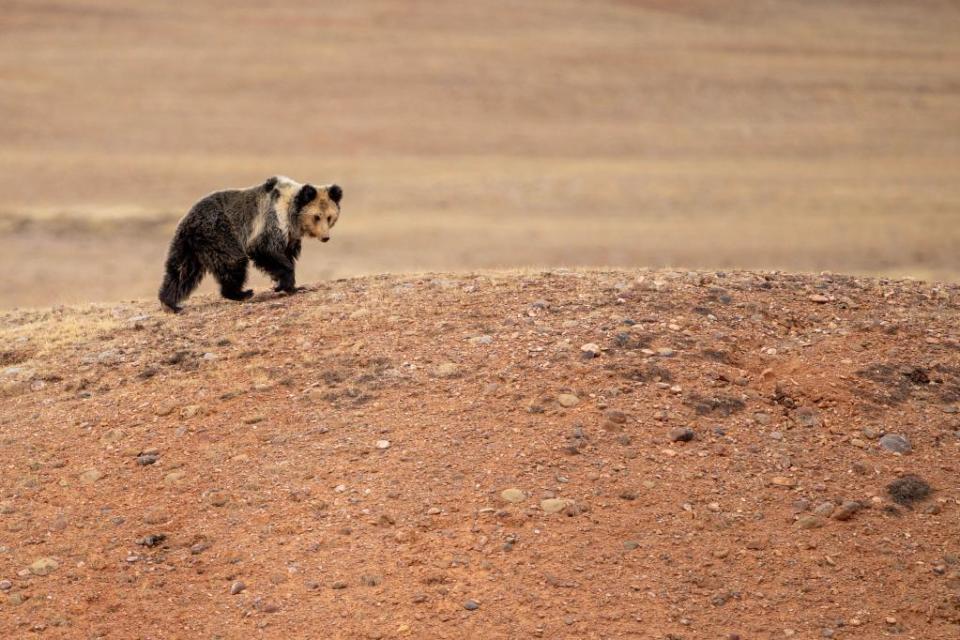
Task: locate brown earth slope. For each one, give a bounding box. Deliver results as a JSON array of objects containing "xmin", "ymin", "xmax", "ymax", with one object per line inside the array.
[{"xmin": 1, "ymin": 269, "xmax": 959, "ymax": 639}]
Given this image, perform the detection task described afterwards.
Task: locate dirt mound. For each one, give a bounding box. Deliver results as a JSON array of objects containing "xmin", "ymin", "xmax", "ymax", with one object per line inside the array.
[{"xmin": 1, "ymin": 269, "xmax": 959, "ymax": 638}]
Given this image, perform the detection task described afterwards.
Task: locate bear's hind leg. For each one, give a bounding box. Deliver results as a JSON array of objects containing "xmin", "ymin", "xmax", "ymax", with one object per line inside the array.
[
  {"xmin": 158, "ymin": 241, "xmax": 204, "ymax": 313},
  {"xmin": 213, "ymin": 258, "xmax": 253, "ymax": 301}
]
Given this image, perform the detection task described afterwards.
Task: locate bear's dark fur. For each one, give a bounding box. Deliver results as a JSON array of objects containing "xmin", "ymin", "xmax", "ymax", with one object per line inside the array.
[{"xmin": 158, "ymin": 176, "xmax": 342, "ymax": 312}]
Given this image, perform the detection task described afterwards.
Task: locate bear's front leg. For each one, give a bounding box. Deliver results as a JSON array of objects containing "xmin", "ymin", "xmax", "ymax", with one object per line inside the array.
[{"xmin": 251, "ymin": 251, "xmax": 299, "ymax": 294}]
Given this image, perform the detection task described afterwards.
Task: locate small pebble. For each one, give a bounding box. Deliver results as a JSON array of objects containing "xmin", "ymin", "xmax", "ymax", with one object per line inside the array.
[
  {"xmin": 879, "ymin": 433, "xmax": 911, "ymax": 454},
  {"xmin": 580, "ymin": 343, "xmax": 600, "ymax": 357},
  {"xmin": 795, "ymin": 515, "xmax": 825, "ymax": 530},
  {"xmin": 813, "ymin": 501, "xmax": 836, "ymax": 517},
  {"xmin": 558, "ymin": 394, "xmax": 580, "ymax": 408},
  {"xmin": 540, "ymin": 498, "xmax": 571, "ymax": 514},
  {"xmin": 28, "ymin": 557, "xmax": 59, "ymax": 576},
  {"xmin": 136, "ymin": 453, "xmax": 159, "ymax": 466},
  {"xmin": 464, "ymin": 599, "xmax": 480, "ymax": 611},
  {"xmin": 500, "ymin": 488, "xmax": 526, "ymax": 503},
  {"xmin": 832, "ymin": 500, "xmax": 861, "ymax": 521},
  {"xmin": 136, "ymin": 534, "xmax": 166, "ymax": 547},
  {"xmin": 78, "ymin": 469, "xmax": 103, "ymax": 484},
  {"xmin": 230, "ymin": 580, "xmax": 246, "ymax": 595}
]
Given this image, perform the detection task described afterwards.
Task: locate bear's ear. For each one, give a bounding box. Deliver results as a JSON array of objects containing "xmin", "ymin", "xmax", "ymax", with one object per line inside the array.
[
  {"xmin": 294, "ymin": 184, "xmax": 318, "ymax": 211},
  {"xmin": 263, "ymin": 176, "xmax": 279, "ymax": 192},
  {"xmin": 328, "ymin": 184, "xmax": 343, "ymax": 205}
]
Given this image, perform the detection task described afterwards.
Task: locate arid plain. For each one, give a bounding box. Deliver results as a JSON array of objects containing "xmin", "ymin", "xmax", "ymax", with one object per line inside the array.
[{"xmin": 1, "ymin": 0, "xmax": 959, "ymax": 308}]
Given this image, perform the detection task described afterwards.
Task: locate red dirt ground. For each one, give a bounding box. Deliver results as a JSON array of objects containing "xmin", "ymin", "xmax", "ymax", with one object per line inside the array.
[{"xmin": 1, "ymin": 269, "xmax": 959, "ymax": 639}]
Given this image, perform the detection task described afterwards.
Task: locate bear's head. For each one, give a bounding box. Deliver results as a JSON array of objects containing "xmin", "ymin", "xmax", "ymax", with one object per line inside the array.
[
  {"xmin": 294, "ymin": 183, "xmax": 342, "ymax": 243},
  {"xmin": 266, "ymin": 177, "xmax": 342, "ymax": 242}
]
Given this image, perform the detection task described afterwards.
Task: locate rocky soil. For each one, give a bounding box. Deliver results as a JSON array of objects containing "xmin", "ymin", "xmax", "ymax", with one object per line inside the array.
[{"xmin": 1, "ymin": 269, "xmax": 959, "ymax": 639}]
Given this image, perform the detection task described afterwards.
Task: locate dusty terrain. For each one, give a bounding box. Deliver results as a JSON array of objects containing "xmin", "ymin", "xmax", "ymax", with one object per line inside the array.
[
  {"xmin": 1, "ymin": 269, "xmax": 959, "ymax": 639},
  {"xmin": 2, "ymin": 0, "xmax": 960, "ymax": 308}
]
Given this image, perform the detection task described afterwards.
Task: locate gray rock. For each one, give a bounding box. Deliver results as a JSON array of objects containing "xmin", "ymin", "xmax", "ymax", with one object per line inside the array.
[
  {"xmin": 879, "ymin": 434, "xmax": 911, "ymax": 454},
  {"xmin": 464, "ymin": 599, "xmax": 480, "ymax": 610},
  {"xmin": 257, "ymin": 601, "xmax": 279, "ymax": 613},
  {"xmin": 669, "ymin": 427, "xmax": 695, "ymax": 442},
  {"xmin": 606, "ymin": 410, "xmax": 628, "ymax": 424},
  {"xmin": 0, "ymin": 580, "xmax": 11, "ymax": 591},
  {"xmin": 136, "ymin": 534, "xmax": 166, "ymax": 547},
  {"xmin": 230, "ymin": 580, "xmax": 246, "ymax": 595},
  {"xmin": 813, "ymin": 501, "xmax": 836, "ymax": 517}
]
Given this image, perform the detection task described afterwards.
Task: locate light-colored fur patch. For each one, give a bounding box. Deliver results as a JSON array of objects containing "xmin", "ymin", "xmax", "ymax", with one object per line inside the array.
[
  {"xmin": 246, "ymin": 176, "xmax": 302, "ymax": 247},
  {"xmin": 246, "ymin": 209, "xmax": 268, "ymax": 249},
  {"xmin": 272, "ymin": 176, "xmax": 302, "ymax": 238}
]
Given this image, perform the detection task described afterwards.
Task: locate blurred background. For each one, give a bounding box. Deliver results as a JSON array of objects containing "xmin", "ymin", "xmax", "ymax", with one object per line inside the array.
[{"xmin": 1, "ymin": 0, "xmax": 958, "ymax": 309}]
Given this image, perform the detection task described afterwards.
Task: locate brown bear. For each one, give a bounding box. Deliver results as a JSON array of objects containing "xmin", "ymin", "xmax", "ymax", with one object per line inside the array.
[{"xmin": 158, "ymin": 176, "xmax": 342, "ymax": 312}]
